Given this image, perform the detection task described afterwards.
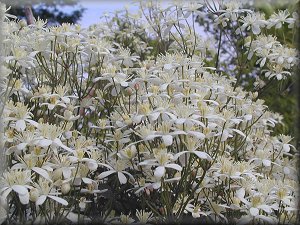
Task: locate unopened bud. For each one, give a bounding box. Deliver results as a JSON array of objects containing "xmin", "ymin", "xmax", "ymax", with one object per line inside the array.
[
  {"xmin": 19, "ymin": 19, "xmax": 27, "ymax": 28},
  {"xmin": 29, "ymin": 188, "xmax": 39, "ymax": 202},
  {"xmin": 145, "ymin": 188, "xmax": 150, "ymax": 196},
  {"xmin": 124, "ymin": 87, "xmax": 133, "ymax": 96},
  {"xmin": 191, "ymin": 169, "xmax": 197, "ymax": 179},
  {"xmin": 52, "ymin": 168, "xmax": 63, "ymax": 181},
  {"xmin": 134, "ymin": 83, "xmax": 139, "ymax": 91},
  {"xmin": 61, "ymin": 182, "xmax": 71, "ymax": 194}
]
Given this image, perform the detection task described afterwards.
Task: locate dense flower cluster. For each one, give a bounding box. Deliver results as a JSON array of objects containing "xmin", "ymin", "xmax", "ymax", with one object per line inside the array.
[{"xmin": 0, "ymin": 1, "xmax": 298, "ymax": 224}]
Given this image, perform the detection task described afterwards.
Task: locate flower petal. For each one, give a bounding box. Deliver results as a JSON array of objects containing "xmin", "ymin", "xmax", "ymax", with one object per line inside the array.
[
  {"xmin": 36, "ymin": 195, "xmax": 47, "ymax": 206},
  {"xmin": 19, "ymin": 192, "xmax": 29, "ymax": 205},
  {"xmin": 98, "ymin": 170, "xmax": 115, "ymax": 179},
  {"xmin": 32, "ymin": 167, "xmax": 51, "ymax": 181},
  {"xmin": 188, "ymin": 131, "xmax": 205, "ymax": 140},
  {"xmin": 250, "ymin": 207, "xmax": 259, "ymax": 216},
  {"xmin": 165, "ymin": 163, "xmax": 182, "ymax": 171},
  {"xmin": 162, "ymin": 135, "xmax": 173, "ymax": 146},
  {"xmin": 174, "ymin": 151, "xmax": 188, "ymax": 160},
  {"xmin": 118, "ymin": 172, "xmax": 127, "ymax": 184},
  {"xmin": 262, "ymin": 159, "xmax": 271, "ymax": 167},
  {"xmin": 53, "ymin": 138, "xmax": 73, "ymax": 152},
  {"xmin": 82, "ymin": 177, "xmax": 93, "ymax": 184},
  {"xmin": 194, "ymin": 151, "xmax": 211, "ymax": 160},
  {"xmin": 283, "ymin": 144, "xmax": 290, "ymax": 152},
  {"xmin": 232, "ymin": 129, "xmax": 246, "ymax": 138},
  {"xmin": 154, "ymin": 166, "xmax": 166, "ymax": 178},
  {"xmin": 16, "ymin": 120, "xmax": 26, "ymax": 131},
  {"xmin": 16, "ymin": 143, "xmax": 27, "ymax": 151},
  {"xmin": 1, "ymin": 187, "xmax": 12, "ymax": 200},
  {"xmin": 236, "ymin": 188, "xmax": 245, "ymax": 199},
  {"xmin": 86, "ymin": 161, "xmax": 98, "ymax": 171},
  {"xmin": 62, "ymin": 168, "xmax": 72, "ymax": 179},
  {"xmin": 48, "ymin": 195, "xmax": 68, "ymax": 206},
  {"xmin": 39, "ymin": 139, "xmax": 52, "ymax": 147},
  {"xmin": 12, "ymin": 185, "xmax": 27, "ymax": 196}
]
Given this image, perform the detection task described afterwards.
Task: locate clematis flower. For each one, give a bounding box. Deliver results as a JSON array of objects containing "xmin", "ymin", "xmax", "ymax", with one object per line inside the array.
[
  {"xmin": 36, "ymin": 123, "xmax": 73, "ymax": 152},
  {"xmin": 116, "ymin": 47, "xmax": 139, "ymax": 67},
  {"xmin": 11, "ymin": 153, "xmax": 52, "ymax": 181},
  {"xmin": 6, "ymin": 129, "xmax": 39, "ymax": 155},
  {"xmin": 184, "ymin": 203, "xmax": 207, "ymax": 218},
  {"xmin": 5, "ymin": 46, "xmax": 36, "ymax": 68},
  {"xmin": 32, "ymin": 178, "xmax": 68, "ymax": 206},
  {"xmin": 172, "ymin": 104, "xmax": 204, "ymax": 127},
  {"xmin": 174, "ymin": 136, "xmax": 212, "ymax": 161},
  {"xmin": 4, "ymin": 102, "xmax": 38, "ymax": 131},
  {"xmin": 154, "ymin": 121, "xmax": 185, "ymax": 146},
  {"xmin": 136, "ymin": 210, "xmax": 153, "ymax": 224},
  {"xmin": 236, "ymin": 190, "xmax": 277, "ymax": 224},
  {"xmin": 55, "ymin": 109, "xmax": 80, "ymax": 121},
  {"xmin": 267, "ymin": 10, "xmax": 291, "ymax": 29},
  {"xmin": 0, "ymin": 169, "xmax": 32, "ymax": 205},
  {"xmin": 238, "ymin": 12, "xmax": 267, "ymax": 35},
  {"xmin": 40, "ymin": 95, "xmax": 67, "ymax": 110},
  {"xmin": 98, "ymin": 160, "xmax": 134, "ymax": 184},
  {"xmin": 51, "ymin": 154, "xmax": 75, "ymax": 180},
  {"xmin": 139, "ymin": 148, "xmax": 182, "ymax": 178}
]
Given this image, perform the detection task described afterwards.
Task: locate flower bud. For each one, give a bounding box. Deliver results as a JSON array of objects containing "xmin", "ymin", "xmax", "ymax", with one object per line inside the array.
[
  {"xmin": 145, "ymin": 188, "xmax": 150, "ymax": 196},
  {"xmin": 52, "ymin": 168, "xmax": 63, "ymax": 181},
  {"xmin": 191, "ymin": 169, "xmax": 197, "ymax": 179},
  {"xmin": 63, "ymin": 110, "xmax": 73, "ymax": 120},
  {"xmin": 29, "ymin": 188, "xmax": 40, "ymax": 202},
  {"xmin": 61, "ymin": 182, "xmax": 71, "ymax": 194},
  {"xmin": 79, "ymin": 197, "xmax": 86, "ymax": 210},
  {"xmin": 18, "ymin": 19, "xmax": 27, "ymax": 28},
  {"xmin": 64, "ymin": 131, "xmax": 72, "ymax": 139},
  {"xmin": 134, "ymin": 83, "xmax": 139, "ymax": 91},
  {"xmin": 124, "ymin": 87, "xmax": 133, "ymax": 96}
]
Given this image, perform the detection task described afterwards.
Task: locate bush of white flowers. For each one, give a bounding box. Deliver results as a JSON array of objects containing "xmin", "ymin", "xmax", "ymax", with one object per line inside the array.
[{"xmin": 0, "ymin": 1, "xmax": 299, "ymax": 225}]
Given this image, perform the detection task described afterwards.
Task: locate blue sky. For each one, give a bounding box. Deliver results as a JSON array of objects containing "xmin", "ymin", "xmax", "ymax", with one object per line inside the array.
[
  {"xmin": 57, "ymin": 0, "xmax": 206, "ymax": 36},
  {"xmin": 60, "ymin": 0, "xmax": 139, "ymax": 27}
]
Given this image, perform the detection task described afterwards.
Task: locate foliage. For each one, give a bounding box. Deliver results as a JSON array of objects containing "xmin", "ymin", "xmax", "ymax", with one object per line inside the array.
[
  {"xmin": 196, "ymin": 0, "xmax": 299, "ymax": 137},
  {"xmin": 8, "ymin": 2, "xmax": 84, "ymax": 25}
]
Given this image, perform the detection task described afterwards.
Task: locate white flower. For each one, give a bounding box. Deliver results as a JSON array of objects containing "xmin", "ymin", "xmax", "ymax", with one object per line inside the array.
[
  {"xmin": 33, "ymin": 178, "xmax": 68, "ymax": 206},
  {"xmin": 40, "ymin": 95, "xmax": 67, "ymax": 110},
  {"xmin": 264, "ymin": 63, "xmax": 291, "ymax": 80},
  {"xmin": 116, "ymin": 47, "xmax": 139, "ymax": 67},
  {"xmin": 185, "ymin": 203, "xmax": 207, "ymax": 218},
  {"xmin": 172, "ymin": 104, "xmax": 204, "ymax": 127},
  {"xmin": 11, "ymin": 153, "xmax": 51, "ymax": 181},
  {"xmin": 174, "ymin": 136, "xmax": 212, "ymax": 161},
  {"xmin": 98, "ymin": 160, "xmax": 134, "ymax": 184},
  {"xmin": 1, "ymin": 5, "xmax": 17, "ymax": 21},
  {"xmin": 55, "ymin": 109, "xmax": 80, "ymax": 121},
  {"xmin": 5, "ymin": 46, "xmax": 36, "ymax": 68},
  {"xmin": 4, "ymin": 102, "xmax": 38, "ymax": 131},
  {"xmin": 287, "ymin": 12, "xmax": 299, "ymax": 28},
  {"xmin": 154, "ymin": 121, "xmax": 185, "ymax": 146},
  {"xmin": 36, "ymin": 123, "xmax": 73, "ymax": 152},
  {"xmin": 238, "ymin": 12, "xmax": 267, "ymax": 35},
  {"xmin": 6, "ymin": 129, "xmax": 39, "ymax": 155},
  {"xmin": 267, "ymin": 9, "xmax": 291, "ymax": 29},
  {"xmin": 136, "ymin": 210, "xmax": 153, "ymax": 224},
  {"xmin": 51, "ymin": 154, "xmax": 75, "ymax": 180},
  {"xmin": 139, "ymin": 148, "xmax": 182, "ymax": 178},
  {"xmin": 0, "ymin": 169, "xmax": 32, "ymax": 205}
]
